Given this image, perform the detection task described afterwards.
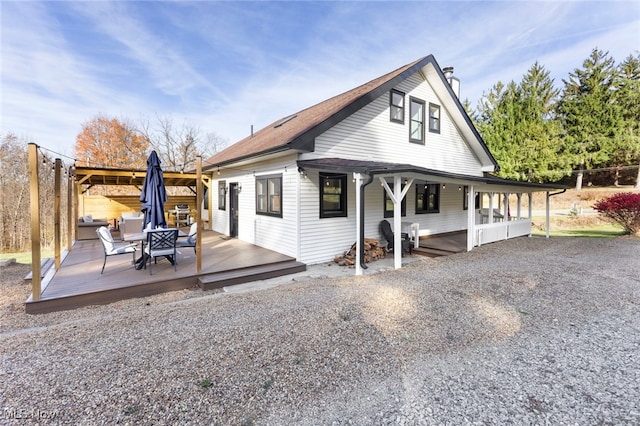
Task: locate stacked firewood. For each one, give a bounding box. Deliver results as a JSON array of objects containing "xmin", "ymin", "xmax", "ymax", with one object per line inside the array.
[{"xmin": 334, "ymin": 238, "xmax": 388, "ymax": 266}]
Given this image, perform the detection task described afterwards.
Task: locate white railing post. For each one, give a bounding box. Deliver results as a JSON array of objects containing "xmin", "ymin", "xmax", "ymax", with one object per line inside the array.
[{"xmin": 488, "ymin": 193, "xmax": 494, "ymax": 223}]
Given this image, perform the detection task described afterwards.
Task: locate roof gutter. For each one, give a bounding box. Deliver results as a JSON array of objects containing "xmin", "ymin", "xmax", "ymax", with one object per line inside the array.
[{"xmin": 548, "ymin": 188, "xmax": 567, "ymax": 197}]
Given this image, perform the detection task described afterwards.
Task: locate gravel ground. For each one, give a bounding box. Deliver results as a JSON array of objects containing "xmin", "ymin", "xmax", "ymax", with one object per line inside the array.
[{"xmin": 1, "ymin": 236, "xmax": 639, "ymax": 425}]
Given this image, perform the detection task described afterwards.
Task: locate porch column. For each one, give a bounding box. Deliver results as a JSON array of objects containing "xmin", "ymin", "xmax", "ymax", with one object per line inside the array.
[
  {"xmin": 488, "ymin": 192, "xmax": 494, "ymax": 223},
  {"xmin": 28, "ymin": 143, "xmax": 41, "ymax": 301},
  {"xmin": 355, "ymin": 173, "xmax": 363, "ymax": 276},
  {"xmin": 196, "ymin": 156, "xmax": 202, "ymax": 273},
  {"xmin": 528, "ymin": 193, "xmax": 533, "ymax": 237},
  {"xmin": 67, "ymin": 168, "xmax": 73, "ymax": 251},
  {"xmin": 516, "ymin": 193, "xmax": 522, "ymax": 220},
  {"xmin": 393, "ymin": 175, "xmax": 402, "ymax": 270},
  {"xmin": 545, "ymin": 191, "xmax": 550, "ymax": 239},
  {"xmin": 466, "ymin": 185, "xmax": 475, "ymax": 251},
  {"xmin": 74, "ymin": 179, "xmax": 81, "ymax": 240},
  {"xmin": 503, "ymin": 193, "xmax": 509, "ymax": 221},
  {"xmin": 379, "ymin": 176, "xmax": 410, "ymax": 270}
]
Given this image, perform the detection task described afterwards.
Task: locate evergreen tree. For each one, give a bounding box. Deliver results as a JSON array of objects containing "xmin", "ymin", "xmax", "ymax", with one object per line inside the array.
[
  {"xmin": 556, "ymin": 48, "xmax": 624, "ymax": 190},
  {"xmin": 615, "ymin": 53, "xmax": 640, "ymax": 187},
  {"xmin": 516, "ymin": 62, "xmax": 566, "ymax": 182},
  {"xmin": 476, "ymin": 63, "xmax": 567, "ymax": 182}
]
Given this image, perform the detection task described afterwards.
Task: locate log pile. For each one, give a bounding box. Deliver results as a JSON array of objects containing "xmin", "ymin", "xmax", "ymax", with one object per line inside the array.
[{"xmin": 334, "ymin": 238, "xmax": 388, "ymax": 266}]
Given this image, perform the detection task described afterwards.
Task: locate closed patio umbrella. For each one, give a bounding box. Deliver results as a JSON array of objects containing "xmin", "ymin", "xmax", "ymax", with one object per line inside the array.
[{"xmin": 140, "ymin": 150, "xmax": 167, "ymax": 231}]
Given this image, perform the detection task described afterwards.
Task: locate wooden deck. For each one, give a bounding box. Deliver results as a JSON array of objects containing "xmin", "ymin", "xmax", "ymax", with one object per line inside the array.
[{"xmin": 25, "ymin": 230, "xmax": 305, "ymax": 314}]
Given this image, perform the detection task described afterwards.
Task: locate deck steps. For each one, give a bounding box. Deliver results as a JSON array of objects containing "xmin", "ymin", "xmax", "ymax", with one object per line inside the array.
[
  {"xmin": 411, "ymin": 232, "xmax": 468, "ymax": 258},
  {"xmin": 24, "ymin": 258, "xmax": 55, "ymax": 282},
  {"xmin": 412, "ymin": 247, "xmax": 457, "ymax": 258},
  {"xmin": 198, "ymin": 260, "xmax": 306, "ymax": 291}
]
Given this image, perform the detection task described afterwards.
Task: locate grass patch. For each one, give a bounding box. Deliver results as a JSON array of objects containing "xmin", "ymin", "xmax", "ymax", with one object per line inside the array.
[
  {"xmin": 532, "ymin": 223, "xmax": 626, "ymax": 238},
  {"xmin": 0, "ymin": 251, "xmax": 54, "ymax": 264},
  {"xmin": 197, "ymin": 379, "xmax": 213, "ymax": 389}
]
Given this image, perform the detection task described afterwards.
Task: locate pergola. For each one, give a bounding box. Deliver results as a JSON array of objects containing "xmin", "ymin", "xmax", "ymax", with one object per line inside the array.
[{"xmin": 27, "ymin": 143, "xmax": 213, "ymax": 301}]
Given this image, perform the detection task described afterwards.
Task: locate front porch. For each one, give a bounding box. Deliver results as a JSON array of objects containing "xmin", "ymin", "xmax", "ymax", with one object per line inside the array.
[{"xmin": 25, "ymin": 229, "xmax": 306, "ymax": 314}]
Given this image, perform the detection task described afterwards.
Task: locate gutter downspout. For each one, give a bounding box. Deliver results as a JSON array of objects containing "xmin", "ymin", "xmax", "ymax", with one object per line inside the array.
[
  {"xmin": 358, "ymin": 173, "xmax": 375, "ymax": 272},
  {"xmin": 546, "ymin": 189, "xmax": 567, "ymax": 238}
]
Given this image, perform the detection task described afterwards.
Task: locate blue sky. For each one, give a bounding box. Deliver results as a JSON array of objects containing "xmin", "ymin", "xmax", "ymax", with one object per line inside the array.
[{"xmin": 2, "ymin": 1, "xmax": 639, "ymax": 158}]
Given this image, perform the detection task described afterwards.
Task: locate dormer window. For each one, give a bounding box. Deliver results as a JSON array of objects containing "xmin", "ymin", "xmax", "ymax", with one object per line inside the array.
[
  {"xmin": 390, "ymin": 89, "xmax": 405, "ymax": 123},
  {"xmin": 429, "ymin": 103, "xmax": 441, "ymax": 133}
]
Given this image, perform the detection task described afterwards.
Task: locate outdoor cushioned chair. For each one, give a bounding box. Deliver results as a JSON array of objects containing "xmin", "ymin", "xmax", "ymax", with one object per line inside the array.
[
  {"xmin": 144, "ymin": 228, "xmax": 178, "ymax": 275},
  {"xmin": 96, "ymin": 226, "xmax": 137, "ymax": 274},
  {"xmin": 379, "ymin": 220, "xmax": 413, "ymax": 256},
  {"xmin": 177, "ymin": 222, "xmax": 197, "ymax": 253}
]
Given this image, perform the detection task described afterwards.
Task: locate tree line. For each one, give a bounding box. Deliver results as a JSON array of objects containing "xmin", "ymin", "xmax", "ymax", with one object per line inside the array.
[
  {"xmin": 74, "ymin": 114, "xmax": 228, "ymax": 172},
  {"xmin": 2, "ymin": 47, "xmax": 638, "ymax": 253},
  {"xmin": 1, "ymin": 115, "xmax": 227, "ymax": 253},
  {"xmin": 469, "ymin": 48, "xmax": 640, "ymax": 189}
]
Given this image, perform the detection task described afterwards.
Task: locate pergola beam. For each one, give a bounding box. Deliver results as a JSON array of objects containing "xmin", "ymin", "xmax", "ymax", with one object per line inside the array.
[{"xmin": 54, "ymin": 158, "xmax": 61, "ymax": 270}]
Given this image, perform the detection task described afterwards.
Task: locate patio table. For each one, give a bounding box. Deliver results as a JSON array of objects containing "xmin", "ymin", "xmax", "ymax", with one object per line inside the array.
[{"xmin": 123, "ymin": 230, "xmax": 187, "ymax": 270}]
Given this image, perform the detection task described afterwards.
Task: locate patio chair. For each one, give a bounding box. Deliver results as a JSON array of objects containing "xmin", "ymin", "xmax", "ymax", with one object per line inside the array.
[
  {"xmin": 379, "ymin": 220, "xmax": 413, "ymax": 256},
  {"xmin": 96, "ymin": 226, "xmax": 137, "ymax": 274},
  {"xmin": 144, "ymin": 228, "xmax": 179, "ymax": 275},
  {"xmin": 177, "ymin": 222, "xmax": 197, "ymax": 253}
]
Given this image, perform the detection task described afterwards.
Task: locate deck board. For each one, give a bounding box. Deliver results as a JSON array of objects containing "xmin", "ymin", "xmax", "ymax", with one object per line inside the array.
[{"xmin": 25, "ymin": 230, "xmax": 300, "ymax": 314}]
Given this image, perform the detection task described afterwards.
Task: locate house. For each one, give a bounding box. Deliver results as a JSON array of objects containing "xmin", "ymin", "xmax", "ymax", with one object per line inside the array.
[{"xmin": 202, "ymin": 54, "xmax": 564, "ymax": 274}]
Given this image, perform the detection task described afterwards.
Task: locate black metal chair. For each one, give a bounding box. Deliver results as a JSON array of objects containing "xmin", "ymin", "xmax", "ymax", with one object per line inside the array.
[
  {"xmin": 96, "ymin": 226, "xmax": 137, "ymax": 274},
  {"xmin": 144, "ymin": 228, "xmax": 178, "ymax": 275},
  {"xmin": 379, "ymin": 220, "xmax": 413, "ymax": 256}
]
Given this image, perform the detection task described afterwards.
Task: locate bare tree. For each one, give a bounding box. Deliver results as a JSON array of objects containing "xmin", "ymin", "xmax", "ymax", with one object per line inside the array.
[
  {"xmin": 137, "ymin": 114, "xmax": 228, "ymax": 173},
  {"xmin": 0, "ymin": 133, "xmax": 64, "ymax": 253},
  {"xmin": 0, "ymin": 133, "xmax": 29, "ymax": 251}
]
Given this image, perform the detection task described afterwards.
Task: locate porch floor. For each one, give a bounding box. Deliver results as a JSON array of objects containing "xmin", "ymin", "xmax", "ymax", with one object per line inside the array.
[
  {"xmin": 414, "ymin": 231, "xmax": 468, "ymax": 257},
  {"xmin": 25, "ymin": 230, "xmax": 305, "ymax": 314}
]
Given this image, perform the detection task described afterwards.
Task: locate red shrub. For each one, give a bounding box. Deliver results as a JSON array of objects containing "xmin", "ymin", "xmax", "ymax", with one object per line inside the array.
[{"xmin": 593, "ymin": 192, "xmax": 640, "ymax": 235}]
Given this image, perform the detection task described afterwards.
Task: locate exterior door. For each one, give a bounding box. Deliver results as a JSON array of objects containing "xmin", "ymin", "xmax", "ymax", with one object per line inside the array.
[{"xmin": 229, "ymin": 183, "xmax": 239, "ymax": 238}]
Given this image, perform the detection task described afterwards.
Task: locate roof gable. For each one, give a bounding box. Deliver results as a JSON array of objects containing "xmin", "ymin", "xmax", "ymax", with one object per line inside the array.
[{"xmin": 204, "ymin": 55, "xmax": 498, "ymax": 171}]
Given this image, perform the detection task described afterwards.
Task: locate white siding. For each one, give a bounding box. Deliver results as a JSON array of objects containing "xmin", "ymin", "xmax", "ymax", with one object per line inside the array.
[
  {"xmin": 211, "ymin": 155, "xmax": 299, "ymax": 259},
  {"xmin": 307, "ymin": 74, "xmax": 484, "ymax": 176},
  {"xmin": 298, "ymin": 176, "xmax": 469, "ymax": 265},
  {"xmin": 212, "ymin": 72, "xmax": 492, "ymax": 264}
]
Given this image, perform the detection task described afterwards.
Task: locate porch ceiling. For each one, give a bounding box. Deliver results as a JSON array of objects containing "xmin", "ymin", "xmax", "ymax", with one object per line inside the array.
[
  {"xmin": 74, "ymin": 166, "xmax": 205, "ymax": 187},
  {"xmin": 297, "ymin": 158, "xmax": 568, "ymax": 192}
]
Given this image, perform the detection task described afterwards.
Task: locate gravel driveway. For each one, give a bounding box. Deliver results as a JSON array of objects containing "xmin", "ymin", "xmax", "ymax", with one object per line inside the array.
[{"xmin": 1, "ymin": 236, "xmax": 639, "ymax": 425}]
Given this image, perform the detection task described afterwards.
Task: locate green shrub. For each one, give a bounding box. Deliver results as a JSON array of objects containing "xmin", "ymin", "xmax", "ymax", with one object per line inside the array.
[{"xmin": 593, "ymin": 192, "xmax": 640, "ymax": 235}]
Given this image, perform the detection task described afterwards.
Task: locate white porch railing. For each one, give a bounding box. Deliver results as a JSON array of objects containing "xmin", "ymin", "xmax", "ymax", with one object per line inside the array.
[
  {"xmin": 508, "ymin": 219, "xmax": 532, "ymax": 239},
  {"xmin": 474, "ymin": 219, "xmax": 531, "ymax": 246}
]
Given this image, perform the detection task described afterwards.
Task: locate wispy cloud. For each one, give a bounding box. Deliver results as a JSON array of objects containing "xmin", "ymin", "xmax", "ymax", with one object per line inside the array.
[{"xmin": 1, "ymin": 1, "xmax": 638, "ymax": 157}]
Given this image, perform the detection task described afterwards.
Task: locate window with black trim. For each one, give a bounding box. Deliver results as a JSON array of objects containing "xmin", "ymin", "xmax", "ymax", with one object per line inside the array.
[
  {"xmin": 218, "ymin": 181, "xmax": 226, "ymax": 210},
  {"xmin": 409, "ymin": 97, "xmax": 425, "ymax": 144},
  {"xmin": 256, "ymin": 174, "xmax": 282, "ymax": 217},
  {"xmin": 429, "ymin": 103, "xmax": 441, "ymax": 133},
  {"xmin": 320, "ymin": 173, "xmax": 347, "ymax": 218},
  {"xmin": 390, "ymin": 89, "xmax": 405, "ymax": 123},
  {"xmin": 416, "ymin": 183, "xmax": 440, "ymax": 213},
  {"xmin": 383, "ymin": 183, "xmax": 407, "ymax": 218}
]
